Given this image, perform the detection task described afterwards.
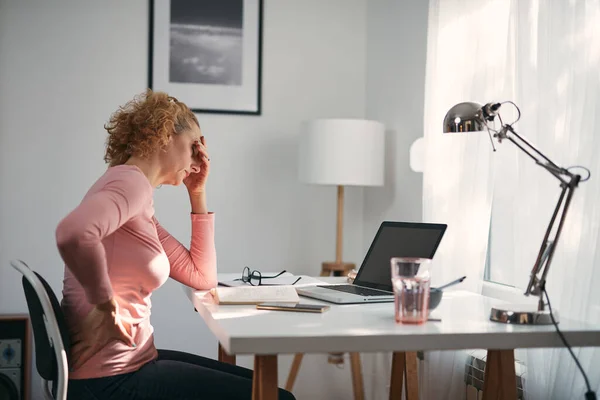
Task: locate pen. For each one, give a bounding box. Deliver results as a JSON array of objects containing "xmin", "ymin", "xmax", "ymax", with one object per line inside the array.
[{"xmin": 436, "ymin": 276, "xmax": 467, "ymax": 291}]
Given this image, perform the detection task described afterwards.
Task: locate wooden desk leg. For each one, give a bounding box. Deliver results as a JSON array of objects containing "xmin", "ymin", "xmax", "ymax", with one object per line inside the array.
[
  {"xmin": 482, "ymin": 349, "xmax": 517, "ymax": 400},
  {"xmin": 389, "ymin": 352, "xmax": 406, "ymax": 399},
  {"xmin": 252, "ymin": 355, "xmax": 278, "ymax": 400},
  {"xmin": 350, "ymin": 353, "xmax": 365, "ymax": 400},
  {"xmin": 218, "ymin": 343, "xmax": 236, "ymax": 365},
  {"xmin": 389, "ymin": 352, "xmax": 419, "ymax": 400},
  {"xmin": 285, "ymin": 353, "xmax": 304, "ymax": 391},
  {"xmin": 404, "ymin": 352, "xmax": 419, "ymax": 400}
]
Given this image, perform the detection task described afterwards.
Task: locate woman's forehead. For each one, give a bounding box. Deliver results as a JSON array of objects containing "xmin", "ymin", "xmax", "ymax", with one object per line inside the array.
[{"xmin": 186, "ymin": 125, "xmax": 202, "ymax": 141}]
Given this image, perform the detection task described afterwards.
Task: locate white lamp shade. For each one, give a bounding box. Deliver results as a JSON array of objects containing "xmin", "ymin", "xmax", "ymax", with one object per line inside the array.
[{"xmin": 298, "ymin": 118, "xmax": 385, "ymax": 186}]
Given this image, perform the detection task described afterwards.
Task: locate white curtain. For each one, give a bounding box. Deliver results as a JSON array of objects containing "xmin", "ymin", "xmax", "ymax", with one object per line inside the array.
[
  {"xmin": 423, "ymin": 0, "xmax": 600, "ymax": 399},
  {"xmin": 507, "ymin": 1, "xmax": 600, "ymax": 399},
  {"xmin": 421, "ymin": 0, "xmax": 513, "ymax": 398}
]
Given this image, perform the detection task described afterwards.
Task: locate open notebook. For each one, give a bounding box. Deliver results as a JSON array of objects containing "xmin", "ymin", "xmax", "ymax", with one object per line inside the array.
[{"xmin": 210, "ymin": 285, "xmax": 300, "ymax": 304}]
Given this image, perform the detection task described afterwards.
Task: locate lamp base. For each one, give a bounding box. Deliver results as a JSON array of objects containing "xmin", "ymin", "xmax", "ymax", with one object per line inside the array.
[
  {"xmin": 327, "ymin": 353, "xmax": 345, "ymax": 365},
  {"xmin": 321, "ymin": 261, "xmax": 355, "ymax": 277},
  {"xmin": 490, "ymin": 305, "xmax": 558, "ymax": 325}
]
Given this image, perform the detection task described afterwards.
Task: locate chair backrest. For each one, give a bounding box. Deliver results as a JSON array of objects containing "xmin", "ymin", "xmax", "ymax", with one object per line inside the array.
[{"xmin": 11, "ymin": 260, "xmax": 70, "ymax": 400}]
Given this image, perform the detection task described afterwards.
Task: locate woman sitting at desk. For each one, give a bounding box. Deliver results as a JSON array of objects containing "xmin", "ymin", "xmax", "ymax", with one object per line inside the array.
[{"xmin": 55, "ymin": 90, "xmax": 296, "ymax": 400}]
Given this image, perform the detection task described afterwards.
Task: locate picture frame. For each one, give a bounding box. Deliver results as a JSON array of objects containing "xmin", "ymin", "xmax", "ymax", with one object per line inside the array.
[{"xmin": 148, "ymin": 0, "xmax": 263, "ymax": 115}]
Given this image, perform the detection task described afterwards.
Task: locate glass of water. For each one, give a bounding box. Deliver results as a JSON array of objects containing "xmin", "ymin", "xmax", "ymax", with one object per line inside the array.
[{"xmin": 391, "ymin": 257, "xmax": 431, "ymax": 324}]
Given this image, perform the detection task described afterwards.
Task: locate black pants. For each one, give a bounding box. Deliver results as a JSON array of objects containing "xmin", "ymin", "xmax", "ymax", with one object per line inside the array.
[{"xmin": 67, "ymin": 349, "xmax": 296, "ymax": 400}]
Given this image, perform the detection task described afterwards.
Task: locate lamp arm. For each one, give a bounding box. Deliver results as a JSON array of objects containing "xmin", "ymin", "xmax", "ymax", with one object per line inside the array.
[
  {"xmin": 502, "ymin": 125, "xmax": 575, "ymax": 184},
  {"xmin": 499, "ymin": 124, "xmax": 582, "ymax": 310},
  {"xmin": 524, "ymin": 183, "xmax": 575, "ymax": 298}
]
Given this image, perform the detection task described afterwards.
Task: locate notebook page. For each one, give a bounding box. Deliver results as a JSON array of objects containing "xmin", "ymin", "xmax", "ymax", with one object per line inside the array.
[{"xmin": 212, "ymin": 285, "xmax": 300, "ymax": 304}]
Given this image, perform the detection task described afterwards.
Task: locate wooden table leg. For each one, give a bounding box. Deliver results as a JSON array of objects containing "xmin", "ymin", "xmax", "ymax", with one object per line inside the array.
[
  {"xmin": 252, "ymin": 355, "xmax": 278, "ymax": 400},
  {"xmin": 350, "ymin": 353, "xmax": 365, "ymax": 400},
  {"xmin": 389, "ymin": 352, "xmax": 419, "ymax": 400},
  {"xmin": 482, "ymin": 349, "xmax": 517, "ymax": 400},
  {"xmin": 285, "ymin": 353, "xmax": 304, "ymax": 391},
  {"xmin": 404, "ymin": 352, "xmax": 419, "ymax": 400},
  {"xmin": 218, "ymin": 343, "xmax": 236, "ymax": 365},
  {"xmin": 389, "ymin": 352, "xmax": 406, "ymax": 399}
]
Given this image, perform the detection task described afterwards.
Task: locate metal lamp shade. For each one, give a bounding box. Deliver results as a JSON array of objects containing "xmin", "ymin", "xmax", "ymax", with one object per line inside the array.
[{"xmin": 442, "ymin": 102, "xmax": 486, "ymax": 133}]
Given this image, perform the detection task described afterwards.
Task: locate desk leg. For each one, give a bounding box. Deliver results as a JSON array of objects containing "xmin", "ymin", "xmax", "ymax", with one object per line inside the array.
[
  {"xmin": 482, "ymin": 349, "xmax": 517, "ymax": 400},
  {"xmin": 285, "ymin": 353, "xmax": 304, "ymax": 391},
  {"xmin": 404, "ymin": 352, "xmax": 419, "ymax": 400},
  {"xmin": 389, "ymin": 352, "xmax": 419, "ymax": 400},
  {"xmin": 252, "ymin": 355, "xmax": 278, "ymax": 400},
  {"xmin": 389, "ymin": 352, "xmax": 405, "ymax": 399},
  {"xmin": 350, "ymin": 353, "xmax": 365, "ymax": 400},
  {"xmin": 218, "ymin": 343, "xmax": 236, "ymax": 365}
]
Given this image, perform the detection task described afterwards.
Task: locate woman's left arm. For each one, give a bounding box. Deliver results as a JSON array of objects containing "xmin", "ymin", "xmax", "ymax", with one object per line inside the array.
[
  {"xmin": 188, "ymin": 190, "xmax": 208, "ymax": 215},
  {"xmin": 153, "ymin": 208, "xmax": 217, "ymax": 290},
  {"xmin": 158, "ymin": 136, "xmax": 216, "ymax": 289}
]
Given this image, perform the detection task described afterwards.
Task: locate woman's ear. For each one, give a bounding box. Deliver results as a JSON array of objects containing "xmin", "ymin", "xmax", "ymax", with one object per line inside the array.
[{"xmin": 163, "ymin": 134, "xmax": 175, "ymax": 148}]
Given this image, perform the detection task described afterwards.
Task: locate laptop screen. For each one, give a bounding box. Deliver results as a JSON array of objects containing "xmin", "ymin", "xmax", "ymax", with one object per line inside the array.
[{"xmin": 354, "ymin": 222, "xmax": 447, "ymax": 292}]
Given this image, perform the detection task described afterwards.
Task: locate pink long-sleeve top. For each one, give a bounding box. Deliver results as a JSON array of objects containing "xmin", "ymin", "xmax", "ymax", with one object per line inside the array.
[{"xmin": 56, "ymin": 165, "xmax": 217, "ymax": 379}]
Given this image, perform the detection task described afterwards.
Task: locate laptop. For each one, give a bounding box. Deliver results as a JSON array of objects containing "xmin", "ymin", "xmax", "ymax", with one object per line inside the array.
[{"xmin": 296, "ymin": 221, "xmax": 447, "ymax": 304}]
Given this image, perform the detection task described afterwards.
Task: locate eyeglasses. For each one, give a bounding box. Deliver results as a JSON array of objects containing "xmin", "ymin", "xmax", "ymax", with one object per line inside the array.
[{"xmin": 235, "ymin": 267, "xmax": 301, "ymax": 286}]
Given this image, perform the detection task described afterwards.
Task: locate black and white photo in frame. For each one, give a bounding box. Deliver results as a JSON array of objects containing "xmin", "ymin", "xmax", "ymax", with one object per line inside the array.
[{"xmin": 148, "ymin": 0, "xmax": 263, "ymax": 115}]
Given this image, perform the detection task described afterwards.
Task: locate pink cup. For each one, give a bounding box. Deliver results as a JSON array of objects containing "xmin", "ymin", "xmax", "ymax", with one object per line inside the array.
[{"xmin": 391, "ymin": 257, "xmax": 431, "ymax": 324}]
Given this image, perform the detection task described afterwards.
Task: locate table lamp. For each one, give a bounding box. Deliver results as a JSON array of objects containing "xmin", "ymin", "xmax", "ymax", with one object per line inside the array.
[
  {"xmin": 298, "ymin": 118, "xmax": 385, "ymax": 277},
  {"xmin": 442, "ymin": 101, "xmax": 589, "ymax": 325}
]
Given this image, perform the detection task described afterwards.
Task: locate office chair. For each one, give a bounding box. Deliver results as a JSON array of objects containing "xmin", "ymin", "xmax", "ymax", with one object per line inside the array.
[{"xmin": 11, "ymin": 260, "xmax": 70, "ymax": 400}]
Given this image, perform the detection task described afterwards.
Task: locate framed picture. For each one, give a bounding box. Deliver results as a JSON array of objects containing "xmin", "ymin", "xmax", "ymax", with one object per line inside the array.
[{"xmin": 148, "ymin": 0, "xmax": 263, "ymax": 115}]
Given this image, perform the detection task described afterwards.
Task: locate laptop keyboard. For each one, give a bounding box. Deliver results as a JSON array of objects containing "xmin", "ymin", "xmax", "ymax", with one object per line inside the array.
[{"xmin": 318, "ymin": 284, "xmax": 392, "ymax": 297}]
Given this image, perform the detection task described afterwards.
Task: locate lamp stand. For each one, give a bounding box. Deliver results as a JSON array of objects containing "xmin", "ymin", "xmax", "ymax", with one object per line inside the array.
[
  {"xmin": 321, "ymin": 185, "xmax": 356, "ymax": 278},
  {"xmin": 486, "ymin": 123, "xmax": 581, "ymax": 325}
]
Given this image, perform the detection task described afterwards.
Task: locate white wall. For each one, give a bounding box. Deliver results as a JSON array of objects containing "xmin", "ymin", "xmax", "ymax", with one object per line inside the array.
[
  {"xmin": 363, "ymin": 0, "xmax": 430, "ymax": 239},
  {"xmin": 0, "ymin": 1, "xmax": 368, "ymax": 399},
  {"xmin": 355, "ymin": 2, "xmax": 431, "ymax": 398}
]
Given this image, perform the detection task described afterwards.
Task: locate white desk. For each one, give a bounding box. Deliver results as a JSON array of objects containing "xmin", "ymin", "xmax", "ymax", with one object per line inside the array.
[{"xmin": 184, "ymin": 274, "xmax": 600, "ymax": 400}]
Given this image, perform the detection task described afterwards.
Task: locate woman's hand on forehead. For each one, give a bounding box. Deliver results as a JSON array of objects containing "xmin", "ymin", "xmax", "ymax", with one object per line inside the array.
[{"xmin": 192, "ymin": 136, "xmax": 209, "ymax": 162}]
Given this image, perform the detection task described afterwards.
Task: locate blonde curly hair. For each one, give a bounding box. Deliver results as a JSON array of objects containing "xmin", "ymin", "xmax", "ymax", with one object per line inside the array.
[{"xmin": 104, "ymin": 90, "xmax": 199, "ymax": 166}]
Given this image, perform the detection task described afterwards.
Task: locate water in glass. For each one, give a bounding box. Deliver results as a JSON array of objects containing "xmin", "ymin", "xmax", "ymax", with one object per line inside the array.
[{"xmin": 391, "ymin": 257, "xmax": 431, "ymax": 324}]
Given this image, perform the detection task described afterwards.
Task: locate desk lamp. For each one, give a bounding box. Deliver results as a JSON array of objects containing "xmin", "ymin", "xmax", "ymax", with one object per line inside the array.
[{"xmin": 442, "ymin": 101, "xmax": 589, "ymax": 325}]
